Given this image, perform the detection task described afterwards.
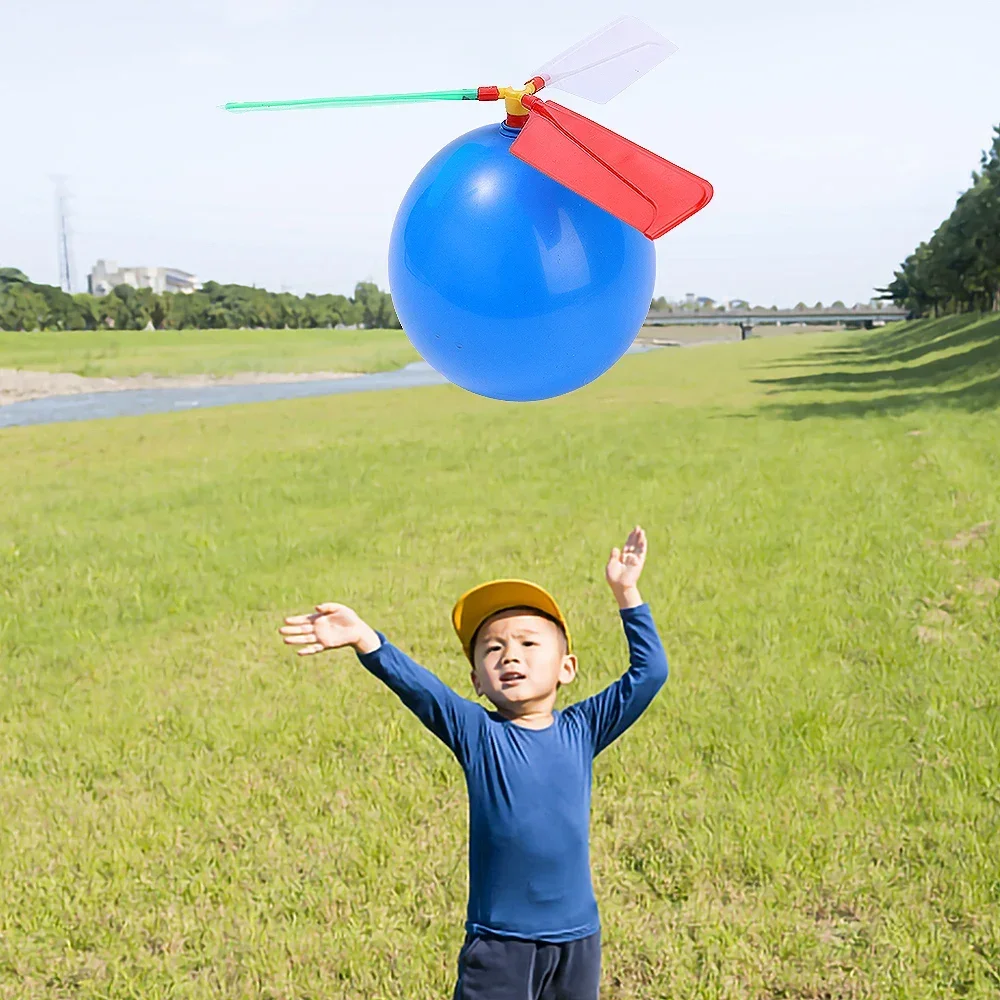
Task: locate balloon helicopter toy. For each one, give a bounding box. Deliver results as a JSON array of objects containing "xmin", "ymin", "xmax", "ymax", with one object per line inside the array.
[{"xmin": 225, "ymin": 16, "xmax": 713, "ymax": 402}]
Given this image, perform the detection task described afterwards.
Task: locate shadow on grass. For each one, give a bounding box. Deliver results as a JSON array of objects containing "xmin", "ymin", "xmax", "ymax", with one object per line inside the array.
[
  {"xmin": 754, "ymin": 316, "xmax": 988, "ymax": 370},
  {"xmin": 754, "ymin": 314, "xmax": 1000, "ymax": 419}
]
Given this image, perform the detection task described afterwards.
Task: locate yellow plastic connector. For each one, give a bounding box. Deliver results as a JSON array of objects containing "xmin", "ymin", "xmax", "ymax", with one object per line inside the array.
[{"xmin": 498, "ymin": 79, "xmax": 537, "ymax": 118}]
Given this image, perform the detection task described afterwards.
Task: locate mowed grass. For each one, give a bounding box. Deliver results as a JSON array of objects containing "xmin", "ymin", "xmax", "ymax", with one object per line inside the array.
[
  {"xmin": 0, "ymin": 328, "xmax": 419, "ymax": 377},
  {"xmin": 2, "ymin": 316, "xmax": 1000, "ymax": 999}
]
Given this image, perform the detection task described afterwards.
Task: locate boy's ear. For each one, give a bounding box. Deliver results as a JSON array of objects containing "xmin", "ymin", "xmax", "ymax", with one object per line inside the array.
[
  {"xmin": 470, "ymin": 667, "xmax": 483, "ymax": 697},
  {"xmin": 558, "ymin": 653, "xmax": 579, "ymax": 686}
]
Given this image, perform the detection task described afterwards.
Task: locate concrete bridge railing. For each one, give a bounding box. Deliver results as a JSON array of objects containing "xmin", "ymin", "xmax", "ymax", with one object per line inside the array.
[{"xmin": 645, "ymin": 308, "xmax": 909, "ymax": 340}]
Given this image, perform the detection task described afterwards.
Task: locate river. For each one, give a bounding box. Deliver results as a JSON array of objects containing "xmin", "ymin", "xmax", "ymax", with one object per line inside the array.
[{"xmin": 0, "ymin": 345, "xmax": 659, "ymax": 429}]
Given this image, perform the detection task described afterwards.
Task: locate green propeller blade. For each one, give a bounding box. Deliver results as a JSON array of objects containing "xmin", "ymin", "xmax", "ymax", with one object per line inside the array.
[{"xmin": 224, "ymin": 89, "xmax": 480, "ymax": 113}]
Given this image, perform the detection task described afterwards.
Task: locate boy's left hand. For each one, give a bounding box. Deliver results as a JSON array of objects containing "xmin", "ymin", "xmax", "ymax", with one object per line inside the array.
[{"xmin": 606, "ymin": 525, "xmax": 646, "ymax": 607}]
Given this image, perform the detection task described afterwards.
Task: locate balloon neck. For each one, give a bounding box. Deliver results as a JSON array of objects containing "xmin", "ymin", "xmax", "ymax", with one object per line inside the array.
[{"xmin": 497, "ymin": 78, "xmax": 543, "ymax": 129}]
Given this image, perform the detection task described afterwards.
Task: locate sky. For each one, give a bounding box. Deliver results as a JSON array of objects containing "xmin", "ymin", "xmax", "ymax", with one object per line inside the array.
[{"xmin": 1, "ymin": 0, "xmax": 997, "ymax": 307}]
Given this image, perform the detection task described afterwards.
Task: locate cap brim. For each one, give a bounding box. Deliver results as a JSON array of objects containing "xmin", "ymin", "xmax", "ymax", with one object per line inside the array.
[{"xmin": 452, "ymin": 579, "xmax": 571, "ymax": 663}]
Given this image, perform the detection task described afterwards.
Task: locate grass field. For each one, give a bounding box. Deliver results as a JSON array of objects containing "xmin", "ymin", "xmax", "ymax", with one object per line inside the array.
[
  {"xmin": 2, "ymin": 315, "xmax": 999, "ymax": 998},
  {"xmin": 0, "ymin": 328, "xmax": 419, "ymax": 377}
]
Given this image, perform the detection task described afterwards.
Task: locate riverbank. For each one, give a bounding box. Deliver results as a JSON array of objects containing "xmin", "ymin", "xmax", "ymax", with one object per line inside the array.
[
  {"xmin": 0, "ymin": 326, "xmax": 420, "ymax": 386},
  {"xmin": 635, "ymin": 322, "xmax": 844, "ymax": 347},
  {"xmin": 0, "ymin": 368, "xmax": 361, "ymax": 406},
  {"xmin": 0, "ymin": 325, "xmax": 845, "ymax": 406}
]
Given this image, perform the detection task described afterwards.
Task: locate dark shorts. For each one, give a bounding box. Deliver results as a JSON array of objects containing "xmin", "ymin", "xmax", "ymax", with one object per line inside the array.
[{"xmin": 452, "ymin": 929, "xmax": 601, "ymax": 1000}]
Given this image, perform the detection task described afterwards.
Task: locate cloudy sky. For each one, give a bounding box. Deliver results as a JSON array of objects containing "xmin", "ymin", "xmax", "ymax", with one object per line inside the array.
[{"xmin": 2, "ymin": 0, "xmax": 997, "ymax": 306}]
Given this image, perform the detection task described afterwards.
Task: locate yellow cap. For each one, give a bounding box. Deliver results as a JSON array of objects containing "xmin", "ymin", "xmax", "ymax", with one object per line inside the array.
[{"xmin": 452, "ymin": 579, "xmax": 572, "ymax": 664}]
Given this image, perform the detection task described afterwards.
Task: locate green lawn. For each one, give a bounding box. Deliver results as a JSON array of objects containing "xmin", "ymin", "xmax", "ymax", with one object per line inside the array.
[
  {"xmin": 2, "ymin": 316, "xmax": 999, "ymax": 998},
  {"xmin": 0, "ymin": 327, "xmax": 419, "ymax": 377}
]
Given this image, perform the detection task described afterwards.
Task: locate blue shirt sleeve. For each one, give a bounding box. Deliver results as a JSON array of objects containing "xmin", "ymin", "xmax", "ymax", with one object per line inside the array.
[
  {"xmin": 566, "ymin": 603, "xmax": 668, "ymax": 756},
  {"xmin": 355, "ymin": 634, "xmax": 485, "ymax": 768}
]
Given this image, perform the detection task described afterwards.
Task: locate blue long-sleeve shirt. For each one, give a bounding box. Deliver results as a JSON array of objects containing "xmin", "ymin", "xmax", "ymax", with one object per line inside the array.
[{"xmin": 355, "ymin": 602, "xmax": 668, "ymax": 942}]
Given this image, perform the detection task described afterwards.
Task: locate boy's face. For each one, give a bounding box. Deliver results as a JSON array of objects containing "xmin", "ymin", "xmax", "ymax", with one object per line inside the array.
[{"xmin": 469, "ymin": 608, "xmax": 577, "ymax": 713}]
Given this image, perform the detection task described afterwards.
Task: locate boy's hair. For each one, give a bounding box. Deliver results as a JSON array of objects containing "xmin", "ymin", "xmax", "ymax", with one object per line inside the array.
[{"xmin": 470, "ymin": 606, "xmax": 570, "ymax": 660}]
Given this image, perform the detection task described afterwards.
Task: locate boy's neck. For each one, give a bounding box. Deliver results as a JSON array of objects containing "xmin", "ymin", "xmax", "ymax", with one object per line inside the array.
[{"xmin": 495, "ymin": 705, "xmax": 556, "ymax": 729}]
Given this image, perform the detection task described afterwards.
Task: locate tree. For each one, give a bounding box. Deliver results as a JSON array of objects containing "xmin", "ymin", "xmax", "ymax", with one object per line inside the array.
[
  {"xmin": 0, "ymin": 284, "xmax": 48, "ymax": 330},
  {"xmin": 353, "ymin": 281, "xmax": 400, "ymax": 329},
  {"xmin": 0, "ymin": 268, "xmax": 402, "ymax": 332},
  {"xmin": 879, "ymin": 123, "xmax": 1000, "ymax": 316},
  {"xmin": 72, "ymin": 294, "xmax": 102, "ymax": 330},
  {"xmin": 0, "ymin": 267, "xmax": 29, "ymax": 287}
]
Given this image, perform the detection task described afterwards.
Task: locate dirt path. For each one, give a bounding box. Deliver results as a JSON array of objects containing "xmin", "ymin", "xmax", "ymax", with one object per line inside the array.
[
  {"xmin": 635, "ymin": 323, "xmax": 843, "ymax": 347},
  {"xmin": 0, "ymin": 369, "xmax": 361, "ymax": 406}
]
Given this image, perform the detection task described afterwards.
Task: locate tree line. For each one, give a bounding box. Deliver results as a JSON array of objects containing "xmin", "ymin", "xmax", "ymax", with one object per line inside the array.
[
  {"xmin": 0, "ymin": 269, "xmax": 400, "ymax": 331},
  {"xmin": 879, "ymin": 124, "xmax": 1000, "ymax": 316}
]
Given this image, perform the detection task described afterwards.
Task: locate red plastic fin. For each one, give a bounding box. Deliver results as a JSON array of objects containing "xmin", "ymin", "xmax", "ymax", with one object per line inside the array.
[
  {"xmin": 513, "ymin": 95, "xmax": 712, "ymax": 239},
  {"xmin": 477, "ymin": 86, "xmax": 500, "ymax": 101}
]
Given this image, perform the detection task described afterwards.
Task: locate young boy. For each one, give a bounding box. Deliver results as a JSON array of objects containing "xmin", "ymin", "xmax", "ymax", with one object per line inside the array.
[{"xmin": 279, "ymin": 526, "xmax": 668, "ymax": 999}]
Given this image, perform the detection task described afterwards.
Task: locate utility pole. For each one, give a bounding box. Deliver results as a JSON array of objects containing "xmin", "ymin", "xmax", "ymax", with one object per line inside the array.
[{"xmin": 52, "ymin": 175, "xmax": 75, "ymax": 294}]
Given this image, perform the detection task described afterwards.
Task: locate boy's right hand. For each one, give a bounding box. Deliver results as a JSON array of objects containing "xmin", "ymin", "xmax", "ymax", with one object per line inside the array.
[{"xmin": 279, "ymin": 603, "xmax": 381, "ymax": 656}]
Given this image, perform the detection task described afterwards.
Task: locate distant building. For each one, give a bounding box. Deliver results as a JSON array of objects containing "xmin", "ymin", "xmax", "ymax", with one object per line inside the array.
[{"xmin": 87, "ymin": 259, "xmax": 200, "ymax": 296}]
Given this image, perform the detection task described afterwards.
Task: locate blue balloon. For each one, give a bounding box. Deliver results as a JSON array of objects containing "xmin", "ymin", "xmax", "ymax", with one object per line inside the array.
[{"xmin": 389, "ymin": 122, "xmax": 656, "ymax": 402}]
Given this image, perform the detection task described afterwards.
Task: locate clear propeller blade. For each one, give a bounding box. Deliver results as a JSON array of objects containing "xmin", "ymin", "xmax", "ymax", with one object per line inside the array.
[{"xmin": 534, "ymin": 16, "xmax": 678, "ymax": 104}]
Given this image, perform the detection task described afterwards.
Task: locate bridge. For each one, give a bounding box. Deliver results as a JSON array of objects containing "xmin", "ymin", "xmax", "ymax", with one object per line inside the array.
[{"xmin": 644, "ymin": 306, "xmax": 909, "ymax": 340}]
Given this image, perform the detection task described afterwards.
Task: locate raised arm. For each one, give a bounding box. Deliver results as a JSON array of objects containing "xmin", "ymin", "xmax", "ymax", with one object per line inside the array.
[
  {"xmin": 571, "ymin": 603, "xmax": 668, "ymax": 755},
  {"xmin": 279, "ymin": 602, "xmax": 483, "ymax": 767},
  {"xmin": 567, "ymin": 527, "xmax": 669, "ymax": 754}
]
